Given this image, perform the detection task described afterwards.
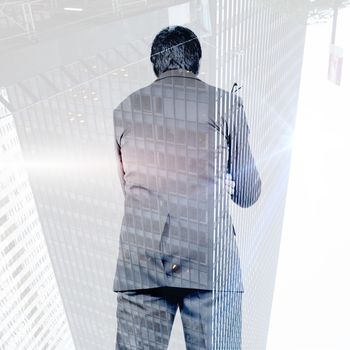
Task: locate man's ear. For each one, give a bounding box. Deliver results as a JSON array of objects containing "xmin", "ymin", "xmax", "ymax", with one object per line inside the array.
[{"xmin": 153, "ymin": 65, "xmax": 159, "ymax": 77}]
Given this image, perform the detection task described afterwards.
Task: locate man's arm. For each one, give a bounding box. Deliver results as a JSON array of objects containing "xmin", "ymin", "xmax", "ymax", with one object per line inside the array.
[
  {"xmin": 113, "ymin": 108, "xmax": 126, "ymax": 197},
  {"xmin": 229, "ymin": 96, "xmax": 261, "ymax": 208}
]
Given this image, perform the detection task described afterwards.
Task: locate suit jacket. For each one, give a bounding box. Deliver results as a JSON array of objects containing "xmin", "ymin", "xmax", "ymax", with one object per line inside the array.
[{"xmin": 112, "ymin": 69, "xmax": 261, "ymax": 292}]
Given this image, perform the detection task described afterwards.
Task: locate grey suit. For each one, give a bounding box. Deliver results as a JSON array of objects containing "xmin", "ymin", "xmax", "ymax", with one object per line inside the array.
[{"xmin": 112, "ymin": 68, "xmax": 261, "ymax": 293}]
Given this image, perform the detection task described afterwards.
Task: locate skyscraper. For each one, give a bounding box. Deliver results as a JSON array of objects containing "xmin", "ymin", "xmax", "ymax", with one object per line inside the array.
[
  {"xmin": 0, "ymin": 0, "xmax": 310, "ymax": 348},
  {"xmin": 0, "ymin": 88, "xmax": 75, "ymax": 350}
]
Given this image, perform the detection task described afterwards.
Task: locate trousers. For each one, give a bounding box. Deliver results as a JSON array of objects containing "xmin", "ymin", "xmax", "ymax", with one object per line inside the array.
[{"xmin": 115, "ymin": 287, "xmax": 242, "ymax": 350}]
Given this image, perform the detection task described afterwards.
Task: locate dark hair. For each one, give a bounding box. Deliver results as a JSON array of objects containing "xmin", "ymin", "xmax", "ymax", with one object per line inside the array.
[{"xmin": 150, "ymin": 26, "xmax": 202, "ymax": 77}]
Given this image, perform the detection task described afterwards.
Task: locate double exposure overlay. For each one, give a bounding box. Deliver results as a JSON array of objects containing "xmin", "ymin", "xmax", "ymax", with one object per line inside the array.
[{"xmin": 1, "ymin": 0, "xmax": 348, "ymax": 349}]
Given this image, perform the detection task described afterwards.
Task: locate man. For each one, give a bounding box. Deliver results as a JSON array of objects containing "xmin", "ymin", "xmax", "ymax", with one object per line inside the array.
[{"xmin": 113, "ymin": 26, "xmax": 261, "ymax": 350}]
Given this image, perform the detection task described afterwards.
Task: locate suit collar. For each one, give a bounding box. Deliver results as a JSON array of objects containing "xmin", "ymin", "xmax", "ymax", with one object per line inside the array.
[{"xmin": 155, "ymin": 69, "xmax": 201, "ymax": 82}]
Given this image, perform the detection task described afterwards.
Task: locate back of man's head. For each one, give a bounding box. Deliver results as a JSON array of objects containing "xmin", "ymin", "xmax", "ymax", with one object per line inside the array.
[{"xmin": 150, "ymin": 26, "xmax": 202, "ymax": 77}]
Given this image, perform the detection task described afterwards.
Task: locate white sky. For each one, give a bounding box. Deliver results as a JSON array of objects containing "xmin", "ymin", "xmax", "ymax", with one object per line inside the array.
[{"xmin": 267, "ymin": 6, "xmax": 350, "ymax": 350}]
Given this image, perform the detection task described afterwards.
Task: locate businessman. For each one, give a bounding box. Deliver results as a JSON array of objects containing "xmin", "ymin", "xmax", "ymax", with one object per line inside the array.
[{"xmin": 112, "ymin": 26, "xmax": 261, "ymax": 350}]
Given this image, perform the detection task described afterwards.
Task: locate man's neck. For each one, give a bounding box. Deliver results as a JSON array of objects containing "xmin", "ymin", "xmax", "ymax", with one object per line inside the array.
[{"xmin": 156, "ymin": 69, "xmax": 200, "ymax": 81}]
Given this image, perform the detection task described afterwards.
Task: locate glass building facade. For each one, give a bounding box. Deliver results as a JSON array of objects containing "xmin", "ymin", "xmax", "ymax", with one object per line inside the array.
[
  {"xmin": 0, "ymin": 89, "xmax": 75, "ymax": 349},
  {"xmin": 0, "ymin": 0, "xmax": 314, "ymax": 349}
]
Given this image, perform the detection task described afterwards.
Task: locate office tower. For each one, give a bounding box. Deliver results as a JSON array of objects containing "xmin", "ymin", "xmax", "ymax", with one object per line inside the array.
[
  {"xmin": 210, "ymin": 1, "xmax": 308, "ymax": 349},
  {"xmin": 0, "ymin": 89, "xmax": 75, "ymax": 349},
  {"xmin": 0, "ymin": 1, "xmax": 313, "ymax": 348}
]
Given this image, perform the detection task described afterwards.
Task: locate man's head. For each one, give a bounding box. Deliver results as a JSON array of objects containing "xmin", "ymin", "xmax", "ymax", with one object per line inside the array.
[{"xmin": 150, "ymin": 26, "xmax": 202, "ymax": 77}]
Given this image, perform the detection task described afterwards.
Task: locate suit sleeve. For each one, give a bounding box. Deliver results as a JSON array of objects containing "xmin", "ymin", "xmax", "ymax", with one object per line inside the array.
[
  {"xmin": 230, "ymin": 96, "xmax": 261, "ymax": 208},
  {"xmin": 113, "ymin": 108, "xmax": 126, "ymax": 197}
]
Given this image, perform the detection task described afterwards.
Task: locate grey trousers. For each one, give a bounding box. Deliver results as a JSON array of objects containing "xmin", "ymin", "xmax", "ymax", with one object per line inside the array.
[{"xmin": 115, "ymin": 287, "xmax": 242, "ymax": 350}]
